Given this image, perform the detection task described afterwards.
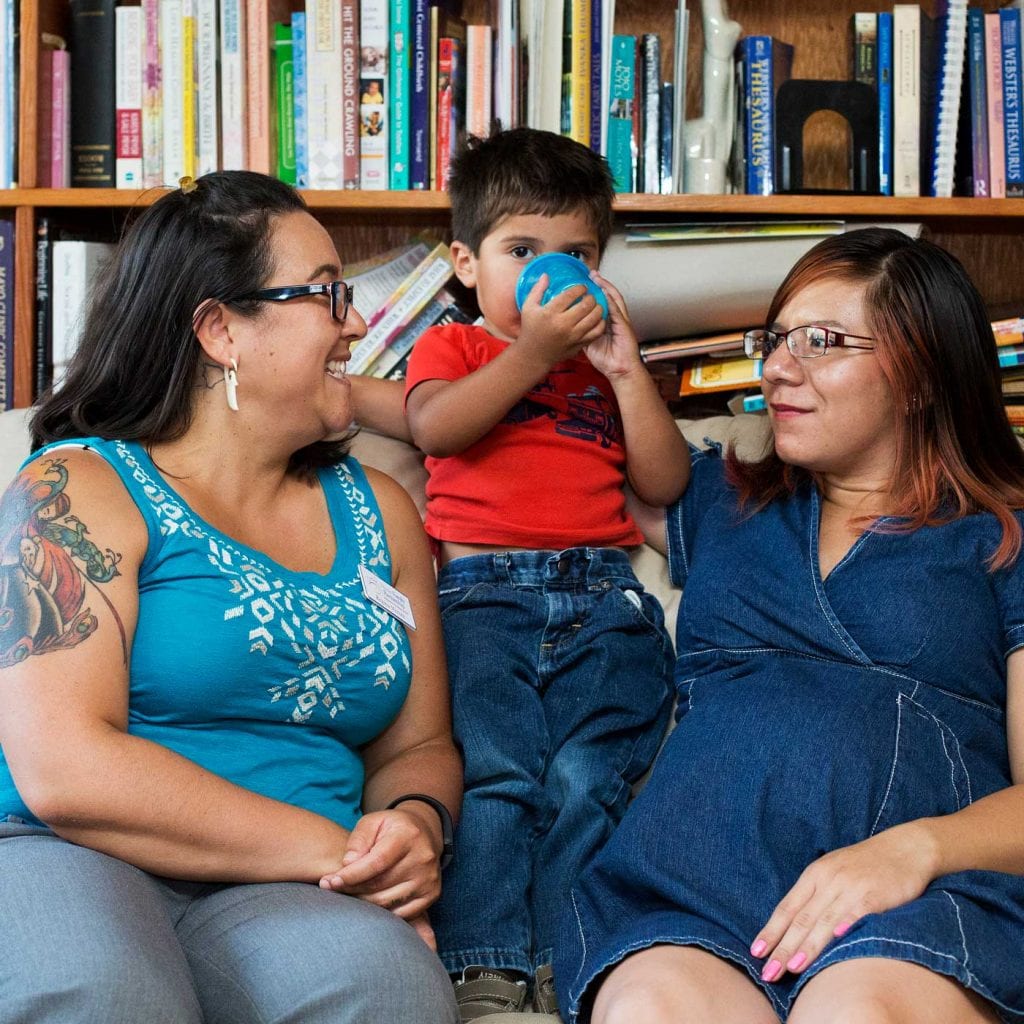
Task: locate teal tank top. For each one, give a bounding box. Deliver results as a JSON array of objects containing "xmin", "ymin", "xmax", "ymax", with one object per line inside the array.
[{"xmin": 0, "ymin": 439, "xmax": 412, "ymax": 829}]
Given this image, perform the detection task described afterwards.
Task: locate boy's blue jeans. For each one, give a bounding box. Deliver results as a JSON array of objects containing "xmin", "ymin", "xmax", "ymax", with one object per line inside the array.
[{"xmin": 430, "ymin": 547, "xmax": 673, "ymax": 976}]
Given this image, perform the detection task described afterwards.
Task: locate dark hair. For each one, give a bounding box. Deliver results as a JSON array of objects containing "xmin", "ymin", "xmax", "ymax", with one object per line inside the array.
[
  {"xmin": 447, "ymin": 127, "xmax": 616, "ymax": 255},
  {"xmin": 728, "ymin": 227, "xmax": 1024, "ymax": 568},
  {"xmin": 31, "ymin": 170, "xmax": 352, "ymax": 474}
]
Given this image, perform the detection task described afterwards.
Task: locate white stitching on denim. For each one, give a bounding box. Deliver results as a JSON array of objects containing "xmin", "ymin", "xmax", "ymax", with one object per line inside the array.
[
  {"xmin": 944, "ymin": 891, "xmax": 977, "ymax": 985},
  {"xmin": 908, "ymin": 694, "xmax": 974, "ymax": 806},
  {"xmin": 871, "ymin": 694, "xmax": 904, "ymax": 835},
  {"xmin": 569, "ymin": 890, "xmax": 589, "ymax": 995}
]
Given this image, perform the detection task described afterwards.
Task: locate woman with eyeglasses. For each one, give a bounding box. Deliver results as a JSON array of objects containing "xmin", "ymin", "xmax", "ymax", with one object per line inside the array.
[
  {"xmin": 555, "ymin": 228, "xmax": 1024, "ymax": 1024},
  {"xmin": 0, "ymin": 171, "xmax": 460, "ymax": 1023}
]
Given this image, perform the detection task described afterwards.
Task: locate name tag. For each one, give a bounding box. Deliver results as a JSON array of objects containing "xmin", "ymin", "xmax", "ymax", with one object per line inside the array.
[{"xmin": 358, "ymin": 564, "xmax": 417, "ymax": 631}]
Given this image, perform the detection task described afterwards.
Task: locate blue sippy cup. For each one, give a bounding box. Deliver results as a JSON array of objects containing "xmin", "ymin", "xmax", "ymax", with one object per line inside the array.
[{"xmin": 514, "ymin": 253, "xmax": 609, "ymax": 318}]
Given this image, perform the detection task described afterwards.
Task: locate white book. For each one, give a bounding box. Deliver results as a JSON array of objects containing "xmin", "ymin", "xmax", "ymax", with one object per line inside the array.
[
  {"xmin": 893, "ymin": 3, "xmax": 921, "ymax": 197},
  {"xmin": 196, "ymin": 0, "xmax": 219, "ymax": 175},
  {"xmin": 141, "ymin": 0, "xmax": 163, "ymax": 187},
  {"xmin": 115, "ymin": 6, "xmax": 144, "ymax": 188},
  {"xmin": 671, "ymin": 5, "xmax": 689, "ymax": 191},
  {"xmin": 358, "ymin": 0, "xmax": 389, "ymax": 190},
  {"xmin": 305, "ymin": 0, "xmax": 344, "ymax": 187},
  {"xmin": 493, "ymin": 0, "xmax": 519, "ymax": 129},
  {"xmin": 218, "ymin": 0, "xmax": 247, "ymax": 169},
  {"xmin": 599, "ymin": 0, "xmax": 616, "ymax": 155},
  {"xmin": 531, "ymin": 0, "xmax": 562, "ymax": 133},
  {"xmin": 51, "ymin": 242, "xmax": 116, "ymax": 389},
  {"xmin": 160, "ymin": 0, "xmax": 186, "ymax": 183},
  {"xmin": 347, "ymin": 239, "xmax": 432, "ymax": 316},
  {"xmin": 929, "ymin": 0, "xmax": 967, "ymax": 198}
]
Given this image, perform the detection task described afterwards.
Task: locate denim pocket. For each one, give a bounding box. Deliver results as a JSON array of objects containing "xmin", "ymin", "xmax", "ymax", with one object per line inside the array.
[
  {"xmin": 438, "ymin": 581, "xmax": 496, "ymax": 618},
  {"xmin": 870, "ymin": 692, "xmax": 971, "ymax": 835},
  {"xmin": 605, "ymin": 581, "xmax": 668, "ymax": 639}
]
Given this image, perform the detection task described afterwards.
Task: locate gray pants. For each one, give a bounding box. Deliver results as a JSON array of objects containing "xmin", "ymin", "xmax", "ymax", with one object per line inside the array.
[{"xmin": 0, "ymin": 820, "xmax": 459, "ymax": 1024}]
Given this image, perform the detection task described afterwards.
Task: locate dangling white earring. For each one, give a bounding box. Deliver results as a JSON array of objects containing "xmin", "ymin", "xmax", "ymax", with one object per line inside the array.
[{"xmin": 224, "ymin": 357, "xmax": 239, "ymax": 411}]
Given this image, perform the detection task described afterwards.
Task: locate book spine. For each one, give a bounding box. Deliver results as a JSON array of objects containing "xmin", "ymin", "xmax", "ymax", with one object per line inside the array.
[
  {"xmin": 967, "ymin": 7, "xmax": 989, "ymax": 196},
  {"xmin": 195, "ymin": 0, "xmax": 219, "ymax": 175},
  {"xmin": 588, "ymin": 0, "xmax": 602, "ymax": 152},
  {"xmin": 181, "ymin": 0, "xmax": 197, "ymax": 178},
  {"xmin": 358, "ymin": 0, "xmax": 389, "ymax": 190},
  {"xmin": 409, "ymin": 0, "xmax": 429, "ymax": 188},
  {"xmin": 70, "ymin": 0, "xmax": 117, "ymax": 187},
  {"xmin": 0, "ymin": 218, "xmax": 13, "ymax": 409},
  {"xmin": 492, "ymin": 0, "xmax": 518, "ymax": 130},
  {"xmin": 465, "ymin": 24, "xmax": 492, "ymax": 140},
  {"xmin": 141, "ymin": 0, "xmax": 164, "ymax": 186},
  {"xmin": 878, "ymin": 10, "xmax": 894, "ymax": 195},
  {"xmin": 340, "ymin": 0, "xmax": 360, "ymax": 187},
  {"xmin": 435, "ymin": 35, "xmax": 453, "ymax": 190},
  {"xmin": 38, "ymin": 48, "xmax": 55, "ymax": 188},
  {"xmin": 291, "ymin": 13, "xmax": 308, "ymax": 186},
  {"xmin": 245, "ymin": 0, "xmax": 271, "ymax": 174},
  {"xmin": 347, "ymin": 245, "xmax": 453, "ymax": 374},
  {"xmin": 218, "ymin": 0, "xmax": 247, "ymax": 170},
  {"xmin": 368, "ymin": 292, "xmax": 449, "ymax": 377},
  {"xmin": 893, "ymin": 3, "xmax": 921, "ymax": 197},
  {"xmin": 389, "ymin": 0, "xmax": 410, "ymax": 189},
  {"xmin": 640, "ymin": 33, "xmax": 659, "ymax": 193},
  {"xmin": 659, "ymin": 81, "xmax": 673, "ymax": 195},
  {"xmin": 1002, "ymin": 8, "xmax": 1024, "ymax": 197},
  {"xmin": 305, "ymin": 0, "xmax": 343, "ymax": 188},
  {"xmin": 744, "ymin": 36, "xmax": 773, "ymax": 196},
  {"xmin": 985, "ymin": 11, "xmax": 1006, "ymax": 198},
  {"xmin": 570, "ymin": 0, "xmax": 592, "ymax": 145},
  {"xmin": 115, "ymin": 5, "xmax": 144, "ymax": 188},
  {"xmin": 929, "ymin": 1, "xmax": 968, "ymax": 198},
  {"xmin": 160, "ymin": 0, "xmax": 186, "ymax": 183},
  {"xmin": 0, "ymin": 0, "xmax": 14, "ymax": 187},
  {"xmin": 606, "ymin": 34, "xmax": 635, "ymax": 193},
  {"xmin": 274, "ymin": 22, "xmax": 296, "ymax": 184},
  {"xmin": 34, "ymin": 216, "xmax": 52, "ymax": 398},
  {"xmin": 852, "ymin": 12, "xmax": 878, "ymax": 87},
  {"xmin": 670, "ymin": 5, "xmax": 688, "ymax": 191}
]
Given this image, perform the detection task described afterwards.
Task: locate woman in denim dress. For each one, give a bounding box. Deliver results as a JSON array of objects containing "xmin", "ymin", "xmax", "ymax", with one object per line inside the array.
[{"xmin": 555, "ymin": 228, "xmax": 1024, "ymax": 1024}]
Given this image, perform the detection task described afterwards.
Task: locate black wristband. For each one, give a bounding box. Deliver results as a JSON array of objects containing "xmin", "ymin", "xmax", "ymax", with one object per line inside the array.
[{"xmin": 385, "ymin": 793, "xmax": 454, "ymax": 870}]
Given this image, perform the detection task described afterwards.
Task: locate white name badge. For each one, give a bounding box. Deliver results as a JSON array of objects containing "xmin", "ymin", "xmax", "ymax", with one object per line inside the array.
[{"xmin": 358, "ymin": 564, "xmax": 417, "ymax": 631}]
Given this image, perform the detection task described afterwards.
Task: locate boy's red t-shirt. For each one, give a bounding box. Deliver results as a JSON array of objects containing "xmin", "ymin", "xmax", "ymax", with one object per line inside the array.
[{"xmin": 404, "ymin": 322, "xmax": 644, "ymax": 548}]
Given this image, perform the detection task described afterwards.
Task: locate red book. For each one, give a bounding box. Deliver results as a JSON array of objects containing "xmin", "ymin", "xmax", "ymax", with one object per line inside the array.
[
  {"xmin": 436, "ymin": 36, "xmax": 453, "ymax": 189},
  {"xmin": 39, "ymin": 43, "xmax": 71, "ymax": 187}
]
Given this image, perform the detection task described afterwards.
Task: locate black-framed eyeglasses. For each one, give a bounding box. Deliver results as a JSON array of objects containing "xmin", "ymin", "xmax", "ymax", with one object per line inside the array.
[
  {"xmin": 743, "ymin": 325, "xmax": 876, "ymax": 360},
  {"xmin": 230, "ymin": 281, "xmax": 354, "ymax": 323}
]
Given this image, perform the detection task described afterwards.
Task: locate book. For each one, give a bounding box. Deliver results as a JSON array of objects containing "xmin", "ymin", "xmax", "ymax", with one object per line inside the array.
[
  {"xmin": 428, "ymin": 5, "xmax": 464, "ymax": 188},
  {"xmin": 678, "ymin": 354, "xmax": 762, "ymax": 396},
  {"xmin": 993, "ymin": 314, "xmax": 1024, "ymax": 346},
  {"xmin": 140, "ymin": 0, "xmax": 162, "ymax": 187},
  {"xmin": 305, "ymin": 0, "xmax": 344, "ymax": 188},
  {"xmin": 341, "ymin": 0, "xmax": 360, "ymax": 187},
  {"xmin": 359, "ymin": 0, "xmax": 390, "ymax": 190},
  {"xmin": 967, "ymin": 6, "xmax": 989, "ymax": 197},
  {"xmin": 878, "ymin": 10, "xmax": 894, "ymax": 195},
  {"xmin": 640, "ymin": 33, "xmax": 660, "ymax": 193},
  {"xmin": 527, "ymin": 0, "xmax": 563, "ymax": 135},
  {"xmin": 852, "ymin": 13, "xmax": 878, "ymax": 88},
  {"xmin": 0, "ymin": 218, "xmax": 13, "ymax": 408},
  {"xmin": 893, "ymin": 4, "xmax": 923, "ymax": 197},
  {"xmin": 366, "ymin": 287, "xmax": 468, "ymax": 376},
  {"xmin": 998, "ymin": 342, "xmax": 1024, "ymax": 368},
  {"xmin": 607, "ymin": 34, "xmax": 636, "ymax": 192},
  {"xmin": 589, "ymin": 0, "xmax": 604, "ymax": 152},
  {"xmin": 181, "ymin": 0, "xmax": 197, "ymax": 179},
  {"xmin": 570, "ymin": 0, "xmax": 592, "ymax": 146},
  {"xmin": 928, "ymin": 0, "xmax": 968, "ymax": 198},
  {"xmin": 659, "ymin": 82, "xmax": 674, "ymax": 195},
  {"xmin": 218, "ymin": 0, "xmax": 247, "ymax": 171},
  {"xmin": 34, "ymin": 216, "xmax": 52, "ymax": 398},
  {"xmin": 115, "ymin": 5, "xmax": 144, "ymax": 188},
  {"xmin": 51, "ymin": 241, "xmax": 116, "ymax": 388},
  {"xmin": 492, "ymin": 0, "xmax": 519, "ymax": 130},
  {"xmin": 195, "ymin": 0, "xmax": 219, "ymax": 176},
  {"xmin": 347, "ymin": 236, "xmax": 433, "ymax": 313},
  {"xmin": 639, "ymin": 330, "xmax": 745, "ymax": 363},
  {"xmin": 390, "ymin": 0, "xmax": 411, "ymax": 188},
  {"xmin": 1001, "ymin": 7, "xmax": 1024, "ymax": 198},
  {"xmin": 985, "ymin": 10, "xmax": 1006, "ymax": 197},
  {"xmin": 291, "ymin": 11, "xmax": 309, "ymax": 186},
  {"xmin": 70, "ymin": 0, "xmax": 117, "ymax": 187},
  {"xmin": 0, "ymin": 0, "xmax": 15, "ymax": 188},
  {"xmin": 670, "ymin": 4, "xmax": 688, "ymax": 192},
  {"xmin": 347, "ymin": 242, "xmax": 454, "ymax": 375},
  {"xmin": 410, "ymin": 0, "xmax": 431, "ymax": 188},
  {"xmin": 160, "ymin": 0, "xmax": 186, "ymax": 183},
  {"xmin": 740, "ymin": 35, "xmax": 794, "ymax": 196},
  {"xmin": 465, "ymin": 23, "xmax": 492, "ymax": 140},
  {"xmin": 274, "ymin": 22, "xmax": 296, "ymax": 184},
  {"xmin": 39, "ymin": 36, "xmax": 71, "ymax": 188},
  {"xmin": 245, "ymin": 0, "xmax": 271, "ymax": 174}
]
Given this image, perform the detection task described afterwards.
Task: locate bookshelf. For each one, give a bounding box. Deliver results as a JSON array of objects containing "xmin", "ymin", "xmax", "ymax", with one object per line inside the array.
[{"xmin": 6, "ymin": 0, "xmax": 1024, "ymax": 408}]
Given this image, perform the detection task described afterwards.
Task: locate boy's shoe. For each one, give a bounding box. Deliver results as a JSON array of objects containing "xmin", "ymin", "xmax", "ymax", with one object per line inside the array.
[
  {"xmin": 453, "ymin": 967, "xmax": 529, "ymax": 1021},
  {"xmin": 532, "ymin": 965, "xmax": 563, "ymax": 1020}
]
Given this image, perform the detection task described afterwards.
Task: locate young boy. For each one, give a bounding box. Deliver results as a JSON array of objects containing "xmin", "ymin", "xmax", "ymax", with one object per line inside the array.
[{"xmin": 404, "ymin": 127, "xmax": 689, "ymax": 1020}]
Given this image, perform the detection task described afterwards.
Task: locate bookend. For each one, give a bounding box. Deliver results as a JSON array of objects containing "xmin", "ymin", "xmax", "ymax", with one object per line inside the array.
[{"xmin": 774, "ymin": 80, "xmax": 879, "ymax": 194}]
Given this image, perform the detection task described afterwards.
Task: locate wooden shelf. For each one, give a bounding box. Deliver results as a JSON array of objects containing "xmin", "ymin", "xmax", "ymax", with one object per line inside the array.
[{"xmin": 4, "ymin": 189, "xmax": 1024, "ymax": 221}]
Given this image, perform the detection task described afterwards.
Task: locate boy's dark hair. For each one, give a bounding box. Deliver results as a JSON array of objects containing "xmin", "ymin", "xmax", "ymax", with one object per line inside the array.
[
  {"xmin": 31, "ymin": 170, "xmax": 352, "ymax": 475},
  {"xmin": 447, "ymin": 128, "xmax": 616, "ymax": 255}
]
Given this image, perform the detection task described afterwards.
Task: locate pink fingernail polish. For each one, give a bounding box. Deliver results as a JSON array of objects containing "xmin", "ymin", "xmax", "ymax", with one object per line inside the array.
[
  {"xmin": 787, "ymin": 951, "xmax": 807, "ymax": 972},
  {"xmin": 751, "ymin": 939, "xmax": 768, "ymax": 957},
  {"xmin": 761, "ymin": 959, "xmax": 782, "ymax": 982}
]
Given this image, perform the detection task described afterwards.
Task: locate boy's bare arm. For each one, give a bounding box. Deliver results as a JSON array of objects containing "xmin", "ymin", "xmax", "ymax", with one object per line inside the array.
[
  {"xmin": 586, "ymin": 273, "xmax": 690, "ymax": 506},
  {"xmin": 349, "ymin": 376, "xmax": 413, "ymax": 442},
  {"xmin": 407, "ymin": 279, "xmax": 605, "ymax": 457}
]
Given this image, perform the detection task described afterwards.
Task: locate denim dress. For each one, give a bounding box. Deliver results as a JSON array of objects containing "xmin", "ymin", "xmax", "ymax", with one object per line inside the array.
[{"xmin": 556, "ymin": 445, "xmax": 1024, "ymax": 1023}]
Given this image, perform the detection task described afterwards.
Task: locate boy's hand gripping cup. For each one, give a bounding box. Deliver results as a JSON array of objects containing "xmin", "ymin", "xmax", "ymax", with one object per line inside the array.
[{"xmin": 514, "ymin": 252, "xmax": 609, "ymax": 318}]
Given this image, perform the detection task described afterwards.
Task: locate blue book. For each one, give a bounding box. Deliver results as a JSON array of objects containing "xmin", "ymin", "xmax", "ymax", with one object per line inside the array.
[
  {"xmin": 291, "ymin": 12, "xmax": 309, "ymax": 187},
  {"xmin": 390, "ymin": 0, "xmax": 411, "ymax": 189},
  {"xmin": 967, "ymin": 7, "xmax": 989, "ymax": 196},
  {"xmin": 998, "ymin": 343, "xmax": 1024, "ymax": 368},
  {"xmin": 0, "ymin": 0, "xmax": 14, "ymax": 188},
  {"xmin": 606, "ymin": 35, "xmax": 636, "ymax": 193},
  {"xmin": 878, "ymin": 11, "xmax": 894, "ymax": 196},
  {"xmin": 742, "ymin": 394, "xmax": 767, "ymax": 413},
  {"xmin": 0, "ymin": 217, "xmax": 14, "ymax": 409},
  {"xmin": 1001, "ymin": 8, "xmax": 1024, "ymax": 197},
  {"xmin": 409, "ymin": 0, "xmax": 430, "ymax": 189},
  {"xmin": 741, "ymin": 36, "xmax": 793, "ymax": 196},
  {"xmin": 928, "ymin": 0, "xmax": 968, "ymax": 197}
]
